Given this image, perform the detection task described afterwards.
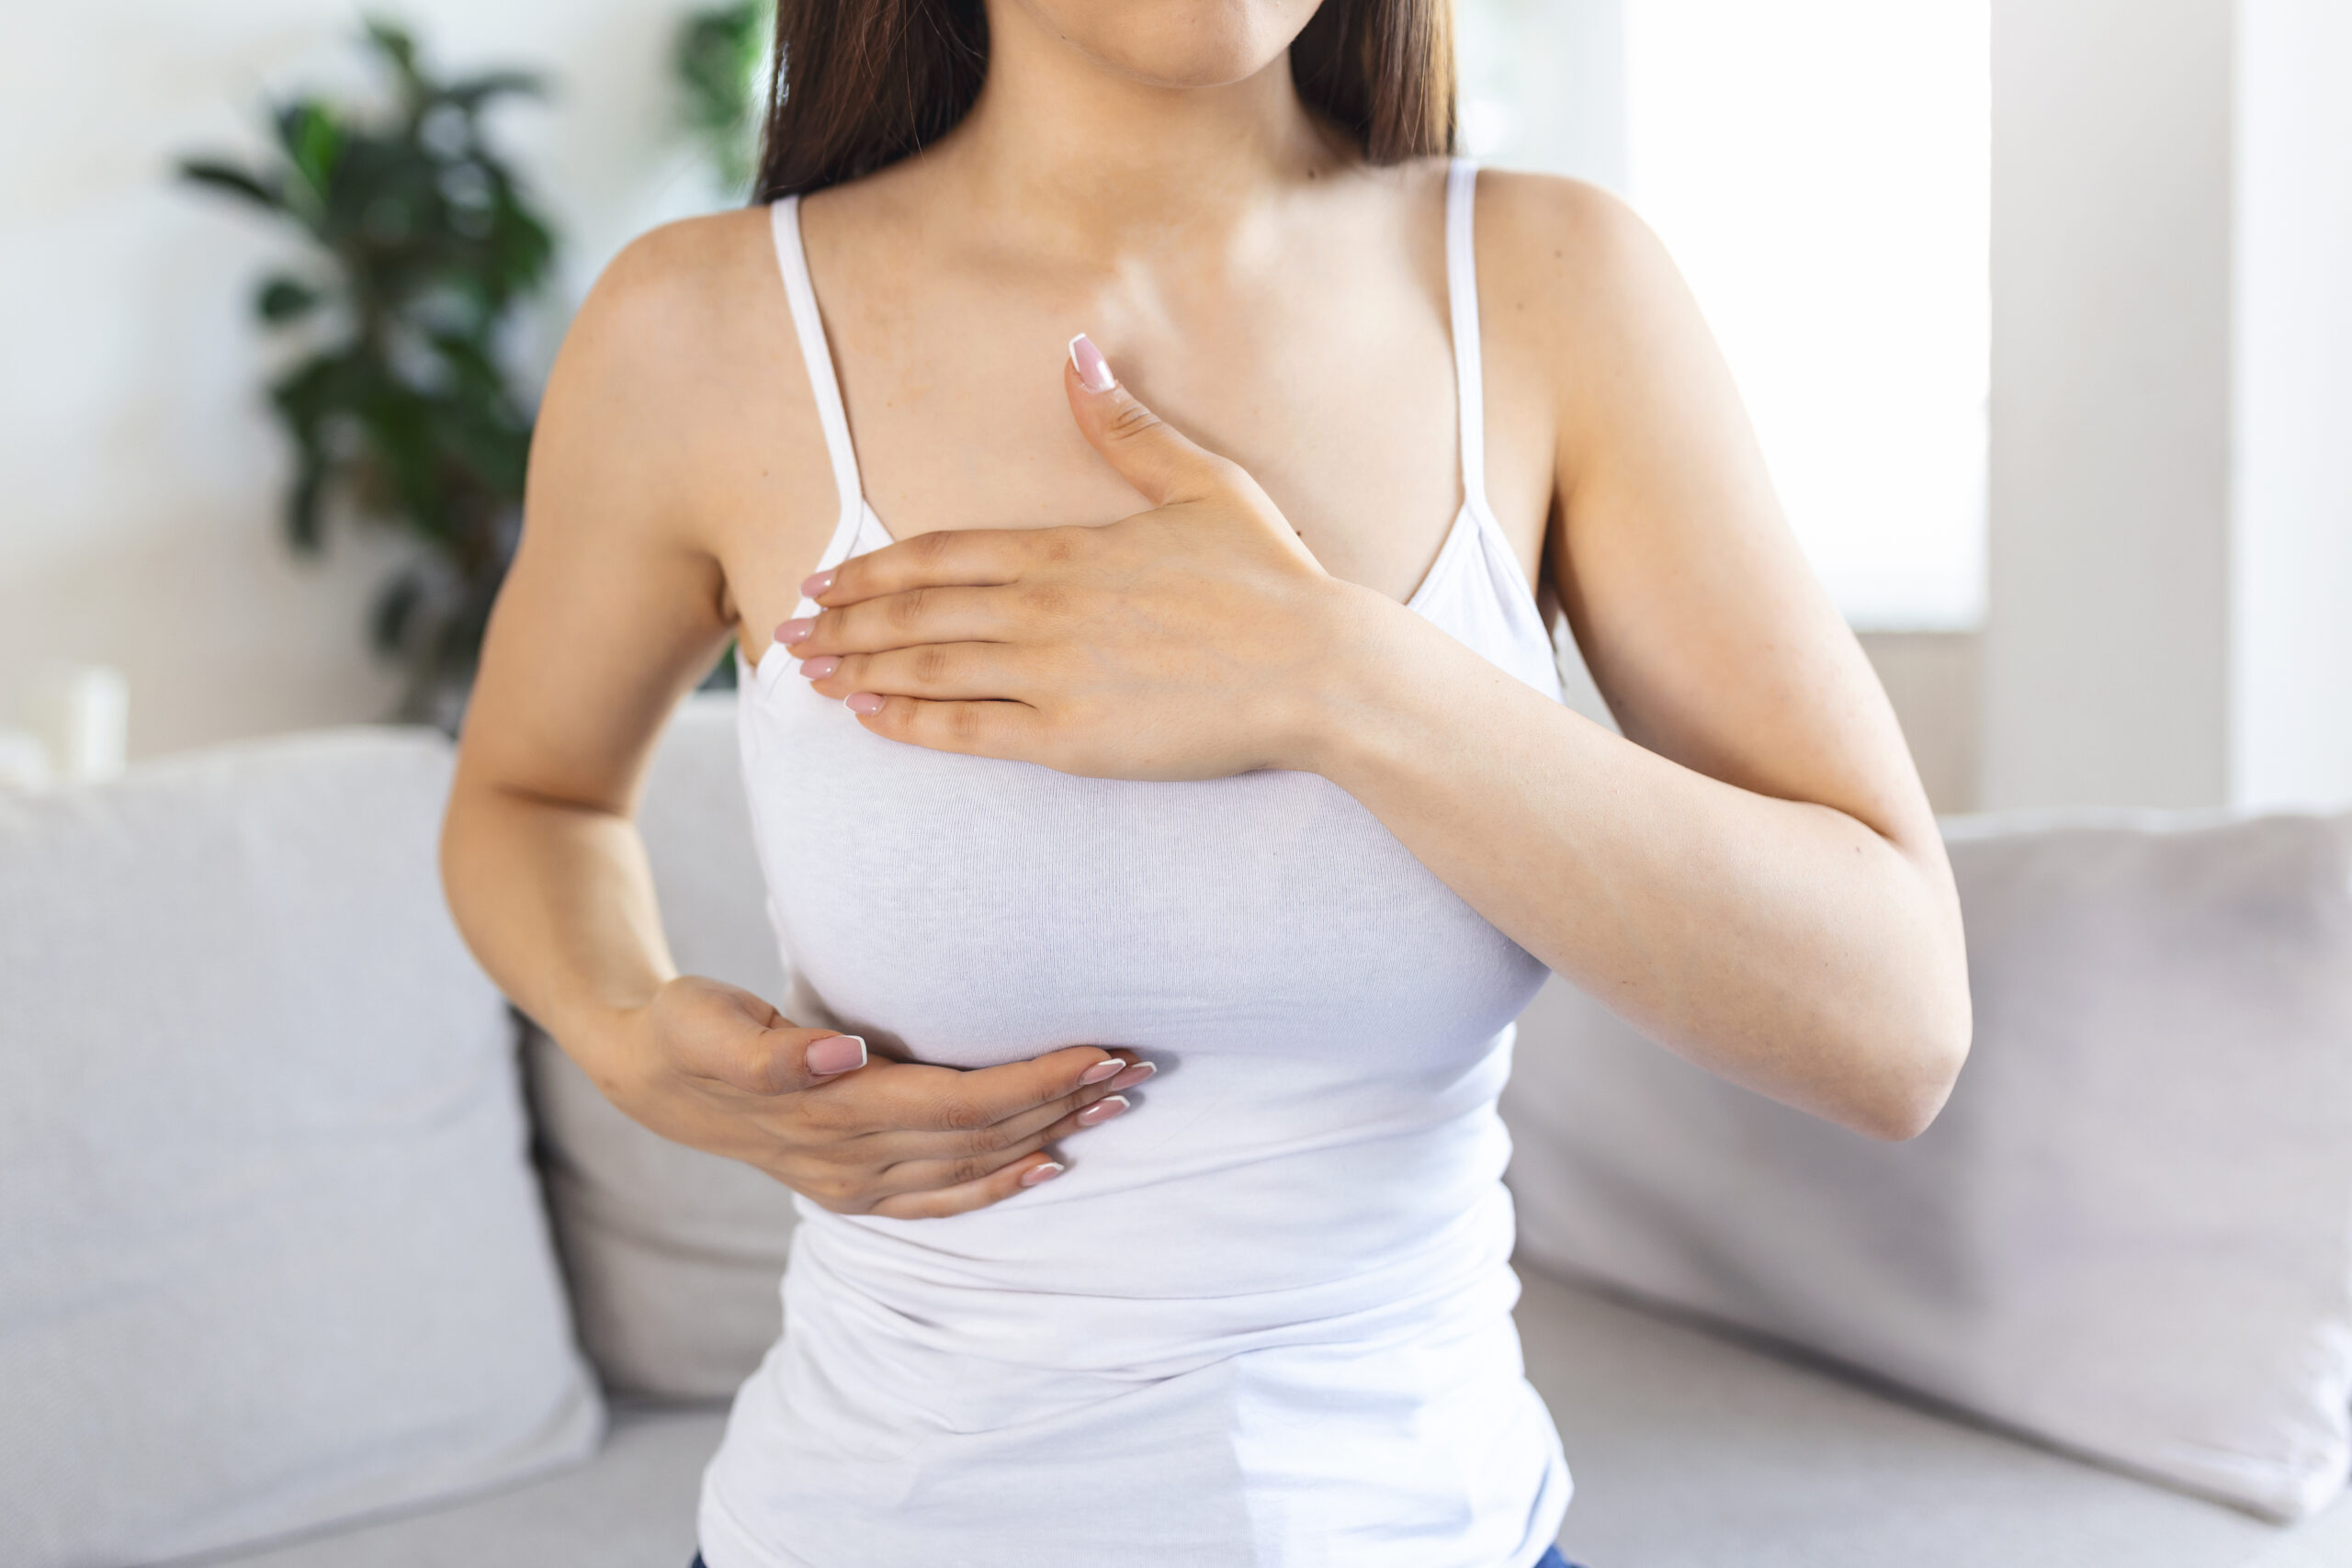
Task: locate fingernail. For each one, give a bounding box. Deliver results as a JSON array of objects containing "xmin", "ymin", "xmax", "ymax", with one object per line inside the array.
[
  {"xmin": 1076, "ymin": 1095, "xmax": 1129, "ymax": 1127},
  {"xmin": 798, "ymin": 654, "xmax": 841, "ymax": 679},
  {"xmin": 1021, "ymin": 1161, "xmax": 1066, "ymax": 1188},
  {"xmin": 777, "ymin": 616, "xmax": 815, "ymax": 645},
  {"xmin": 1068, "ymin": 333, "xmax": 1115, "ymax": 393},
  {"xmin": 845, "ymin": 692, "xmax": 884, "ymax": 716},
  {"xmin": 801, "ymin": 570, "xmax": 835, "ymax": 597},
  {"xmin": 1106, "ymin": 1060, "xmax": 1156, "ymax": 1092},
  {"xmin": 808, "ymin": 1033, "xmax": 866, "ymax": 1076},
  {"xmin": 1079, "ymin": 1057, "xmax": 1125, "ymax": 1086}
]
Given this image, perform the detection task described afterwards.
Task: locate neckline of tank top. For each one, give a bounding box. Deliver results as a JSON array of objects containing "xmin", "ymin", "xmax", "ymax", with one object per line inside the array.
[{"xmin": 759, "ymin": 158, "xmax": 1543, "ymax": 663}]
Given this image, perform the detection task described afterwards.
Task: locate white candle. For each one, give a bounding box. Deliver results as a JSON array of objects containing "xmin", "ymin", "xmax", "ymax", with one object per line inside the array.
[{"xmin": 28, "ymin": 662, "xmax": 130, "ymax": 784}]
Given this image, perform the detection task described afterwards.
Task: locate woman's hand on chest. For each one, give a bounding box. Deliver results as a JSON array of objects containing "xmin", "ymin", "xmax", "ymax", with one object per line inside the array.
[{"xmin": 779, "ymin": 335, "xmax": 1399, "ymax": 781}]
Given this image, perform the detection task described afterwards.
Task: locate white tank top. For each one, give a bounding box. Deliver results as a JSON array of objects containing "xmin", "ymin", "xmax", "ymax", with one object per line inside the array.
[{"xmin": 700, "ymin": 160, "xmax": 1572, "ymax": 1568}]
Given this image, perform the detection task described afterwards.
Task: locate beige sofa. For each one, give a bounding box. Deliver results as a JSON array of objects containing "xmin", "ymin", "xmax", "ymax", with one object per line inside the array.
[{"xmin": 6, "ymin": 695, "xmax": 2347, "ymax": 1567}]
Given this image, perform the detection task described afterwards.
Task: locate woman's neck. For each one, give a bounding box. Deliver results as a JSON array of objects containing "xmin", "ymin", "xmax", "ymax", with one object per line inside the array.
[{"xmin": 920, "ymin": 3, "xmax": 1347, "ymax": 265}]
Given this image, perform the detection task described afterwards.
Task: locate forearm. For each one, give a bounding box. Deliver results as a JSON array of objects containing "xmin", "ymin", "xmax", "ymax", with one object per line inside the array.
[
  {"xmin": 439, "ymin": 776, "xmax": 678, "ymax": 1083},
  {"xmin": 1302, "ymin": 592, "xmax": 1971, "ymax": 1139}
]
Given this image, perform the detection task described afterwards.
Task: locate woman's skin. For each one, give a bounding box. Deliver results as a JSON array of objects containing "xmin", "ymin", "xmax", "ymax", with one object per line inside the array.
[{"xmin": 441, "ymin": 0, "xmax": 1972, "ymax": 1222}]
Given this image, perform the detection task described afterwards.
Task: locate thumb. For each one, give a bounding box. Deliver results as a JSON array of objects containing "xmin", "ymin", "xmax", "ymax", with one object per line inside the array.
[
  {"xmin": 1064, "ymin": 333, "xmax": 1235, "ymax": 509},
  {"xmin": 664, "ymin": 976, "xmax": 869, "ymax": 1095},
  {"xmin": 731, "ymin": 1021, "xmax": 869, "ymax": 1096}
]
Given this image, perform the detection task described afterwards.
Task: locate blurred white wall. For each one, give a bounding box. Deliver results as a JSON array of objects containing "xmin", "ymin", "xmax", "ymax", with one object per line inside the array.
[
  {"xmin": 1984, "ymin": 0, "xmax": 2352, "ymax": 811},
  {"xmin": 1622, "ymin": 1, "xmax": 1990, "ymax": 633},
  {"xmin": 1458, "ymin": 0, "xmax": 1628, "ymax": 192},
  {"xmin": 1984, "ymin": 0, "xmax": 2233, "ymax": 810},
  {"xmin": 0, "ymin": 1, "xmax": 721, "ymax": 758},
  {"xmin": 8, "ymin": 4, "xmax": 2342, "ymax": 806},
  {"xmin": 2232, "ymin": 0, "xmax": 2352, "ymax": 811}
]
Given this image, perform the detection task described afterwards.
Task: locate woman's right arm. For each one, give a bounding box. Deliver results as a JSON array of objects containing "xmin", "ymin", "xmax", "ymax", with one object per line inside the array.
[{"xmin": 442, "ymin": 214, "xmax": 1139, "ymax": 1219}]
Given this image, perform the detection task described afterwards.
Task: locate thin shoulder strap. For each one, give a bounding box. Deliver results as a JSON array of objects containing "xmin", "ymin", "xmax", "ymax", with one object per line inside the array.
[
  {"xmin": 769, "ymin": 197, "xmax": 865, "ymax": 535},
  {"xmin": 1443, "ymin": 159, "xmax": 1492, "ymax": 519}
]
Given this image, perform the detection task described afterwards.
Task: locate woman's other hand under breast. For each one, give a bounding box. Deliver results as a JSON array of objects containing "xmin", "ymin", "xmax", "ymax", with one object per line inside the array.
[
  {"xmin": 781, "ymin": 334, "xmax": 1390, "ymax": 782},
  {"xmin": 603, "ymin": 975, "xmax": 1152, "ymax": 1219}
]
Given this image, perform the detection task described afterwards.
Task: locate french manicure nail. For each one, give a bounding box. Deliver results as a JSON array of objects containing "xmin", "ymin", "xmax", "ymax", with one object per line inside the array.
[
  {"xmin": 1021, "ymin": 1161, "xmax": 1066, "ymax": 1188},
  {"xmin": 798, "ymin": 654, "xmax": 841, "ymax": 679},
  {"xmin": 1068, "ymin": 333, "xmax": 1115, "ymax": 393},
  {"xmin": 1106, "ymin": 1060, "xmax": 1157, "ymax": 1092},
  {"xmin": 845, "ymin": 692, "xmax": 884, "ymax": 716},
  {"xmin": 801, "ymin": 570, "xmax": 836, "ymax": 597},
  {"xmin": 807, "ymin": 1033, "xmax": 866, "ymax": 1076},
  {"xmin": 1076, "ymin": 1095, "xmax": 1129, "ymax": 1128},
  {"xmin": 1079, "ymin": 1058, "xmax": 1125, "ymax": 1086},
  {"xmin": 777, "ymin": 617, "xmax": 815, "ymax": 645}
]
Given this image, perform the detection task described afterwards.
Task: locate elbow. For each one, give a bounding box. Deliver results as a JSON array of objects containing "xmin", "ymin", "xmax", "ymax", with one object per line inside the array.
[
  {"xmin": 1842, "ymin": 999, "xmax": 1972, "ymax": 1143},
  {"xmin": 1839, "ymin": 872, "xmax": 1974, "ymax": 1143}
]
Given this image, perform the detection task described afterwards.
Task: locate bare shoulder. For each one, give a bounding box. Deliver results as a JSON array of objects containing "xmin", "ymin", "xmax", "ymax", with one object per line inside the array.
[
  {"xmin": 534, "ymin": 205, "xmax": 827, "ymax": 552},
  {"xmin": 553, "ymin": 206, "xmax": 792, "ymax": 417},
  {"xmin": 1470, "ymin": 169, "xmax": 1687, "ymax": 358}
]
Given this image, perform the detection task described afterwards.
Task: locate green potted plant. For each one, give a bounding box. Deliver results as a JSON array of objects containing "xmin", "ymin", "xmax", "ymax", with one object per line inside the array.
[
  {"xmin": 178, "ymin": 19, "xmax": 558, "ymax": 726},
  {"xmin": 674, "ymin": 0, "xmax": 774, "ymax": 200}
]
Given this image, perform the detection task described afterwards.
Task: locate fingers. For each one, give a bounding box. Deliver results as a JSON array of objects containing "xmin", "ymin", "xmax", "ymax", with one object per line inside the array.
[
  {"xmin": 860, "ymin": 1077, "xmax": 1151, "ymax": 1218},
  {"xmin": 845, "ymin": 694, "xmax": 1052, "ymax": 761},
  {"xmin": 1062, "ymin": 333, "xmax": 1238, "ymax": 509},
  {"xmin": 895, "ymin": 1044, "xmax": 1140, "ymax": 1129},
  {"xmin": 865, "ymin": 1152, "xmax": 1067, "ymax": 1221},
  {"xmin": 799, "ymin": 1044, "xmax": 1134, "ymax": 1136},
  {"xmin": 866, "ymin": 1097, "xmax": 1126, "ymax": 1200},
  {"xmin": 805, "ymin": 525, "xmax": 1061, "ymax": 608},
  {"xmin": 789, "ymin": 1046, "xmax": 1159, "ymax": 1219},
  {"xmin": 780, "ymin": 583, "xmax": 1020, "ymax": 660},
  {"xmin": 804, "ymin": 641, "xmax": 1035, "ymax": 705},
  {"xmin": 854, "ymin": 1058, "xmax": 1153, "ymax": 1168}
]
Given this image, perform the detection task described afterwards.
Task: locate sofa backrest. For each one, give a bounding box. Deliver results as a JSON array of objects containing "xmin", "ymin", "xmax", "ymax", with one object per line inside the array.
[
  {"xmin": 0, "ymin": 728, "xmax": 601, "ymax": 1567},
  {"xmin": 1507, "ymin": 806, "xmax": 2352, "ymax": 1521}
]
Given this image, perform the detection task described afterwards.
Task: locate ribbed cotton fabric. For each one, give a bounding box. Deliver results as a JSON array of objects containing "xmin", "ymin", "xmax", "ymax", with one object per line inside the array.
[{"xmin": 700, "ymin": 161, "xmax": 1573, "ymax": 1568}]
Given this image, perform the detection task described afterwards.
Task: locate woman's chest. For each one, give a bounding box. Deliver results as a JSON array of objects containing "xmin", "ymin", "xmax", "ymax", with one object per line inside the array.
[
  {"xmin": 739, "ymin": 679, "xmax": 1547, "ymax": 1073},
  {"xmin": 802, "ymin": 237, "xmax": 1535, "ymax": 604}
]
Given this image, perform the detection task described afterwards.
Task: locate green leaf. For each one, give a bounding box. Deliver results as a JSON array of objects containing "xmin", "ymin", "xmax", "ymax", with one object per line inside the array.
[
  {"xmin": 176, "ymin": 159, "xmax": 286, "ymax": 212},
  {"xmin": 442, "ymin": 69, "xmax": 546, "ymax": 111},
  {"xmin": 289, "ymin": 104, "xmax": 344, "ymax": 197},
  {"xmin": 371, "ymin": 570, "xmax": 424, "ymax": 653},
  {"xmin": 285, "ymin": 449, "xmax": 329, "ymax": 553},
  {"xmin": 674, "ymin": 0, "xmax": 773, "ymax": 193},
  {"xmin": 186, "ymin": 15, "xmax": 555, "ymax": 702},
  {"xmin": 363, "ymin": 17, "xmax": 420, "ymax": 82},
  {"xmin": 255, "ymin": 275, "xmax": 322, "ymax": 322}
]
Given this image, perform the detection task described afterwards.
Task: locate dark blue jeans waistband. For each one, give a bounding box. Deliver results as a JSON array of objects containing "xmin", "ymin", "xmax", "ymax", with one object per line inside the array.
[{"xmin": 693, "ymin": 1550, "xmax": 1582, "ymax": 1566}]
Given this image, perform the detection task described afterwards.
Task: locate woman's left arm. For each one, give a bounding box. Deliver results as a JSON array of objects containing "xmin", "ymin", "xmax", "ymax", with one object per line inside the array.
[
  {"xmin": 1312, "ymin": 175, "xmax": 1973, "ymax": 1140},
  {"xmin": 786, "ymin": 182, "xmax": 1970, "ymax": 1141}
]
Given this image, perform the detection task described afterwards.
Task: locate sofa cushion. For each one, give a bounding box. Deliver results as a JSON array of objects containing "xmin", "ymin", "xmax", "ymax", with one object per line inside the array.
[
  {"xmin": 529, "ymin": 694, "xmax": 799, "ymax": 1401},
  {"xmin": 202, "ymin": 1404, "xmax": 722, "ymax": 1568},
  {"xmin": 198, "ymin": 1273, "xmax": 2352, "ymax": 1568},
  {"xmin": 0, "ymin": 728, "xmax": 602, "ymax": 1567},
  {"xmin": 1505, "ymin": 807, "xmax": 2352, "ymax": 1521},
  {"xmin": 1517, "ymin": 1269, "xmax": 2352, "ymax": 1568}
]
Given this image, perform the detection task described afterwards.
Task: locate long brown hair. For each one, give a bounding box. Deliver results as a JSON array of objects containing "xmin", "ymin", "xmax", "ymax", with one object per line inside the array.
[{"xmin": 751, "ymin": 1, "xmax": 1456, "ymax": 202}]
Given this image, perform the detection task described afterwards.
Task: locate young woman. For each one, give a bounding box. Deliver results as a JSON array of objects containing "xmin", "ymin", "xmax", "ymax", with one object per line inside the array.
[{"xmin": 441, "ymin": 1, "xmax": 1972, "ymax": 1562}]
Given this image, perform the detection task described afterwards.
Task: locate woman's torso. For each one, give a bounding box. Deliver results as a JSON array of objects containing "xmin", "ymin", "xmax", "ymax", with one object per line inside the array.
[{"xmin": 699, "ymin": 161, "xmax": 1574, "ymax": 1568}]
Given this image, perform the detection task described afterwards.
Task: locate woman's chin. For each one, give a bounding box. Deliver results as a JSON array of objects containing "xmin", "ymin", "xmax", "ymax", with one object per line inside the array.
[{"xmin": 1013, "ymin": 0, "xmax": 1318, "ymax": 92}]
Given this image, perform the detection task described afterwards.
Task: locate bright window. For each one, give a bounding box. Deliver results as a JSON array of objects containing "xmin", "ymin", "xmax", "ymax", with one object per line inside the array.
[{"xmin": 1459, "ymin": 0, "xmax": 1991, "ymax": 630}]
